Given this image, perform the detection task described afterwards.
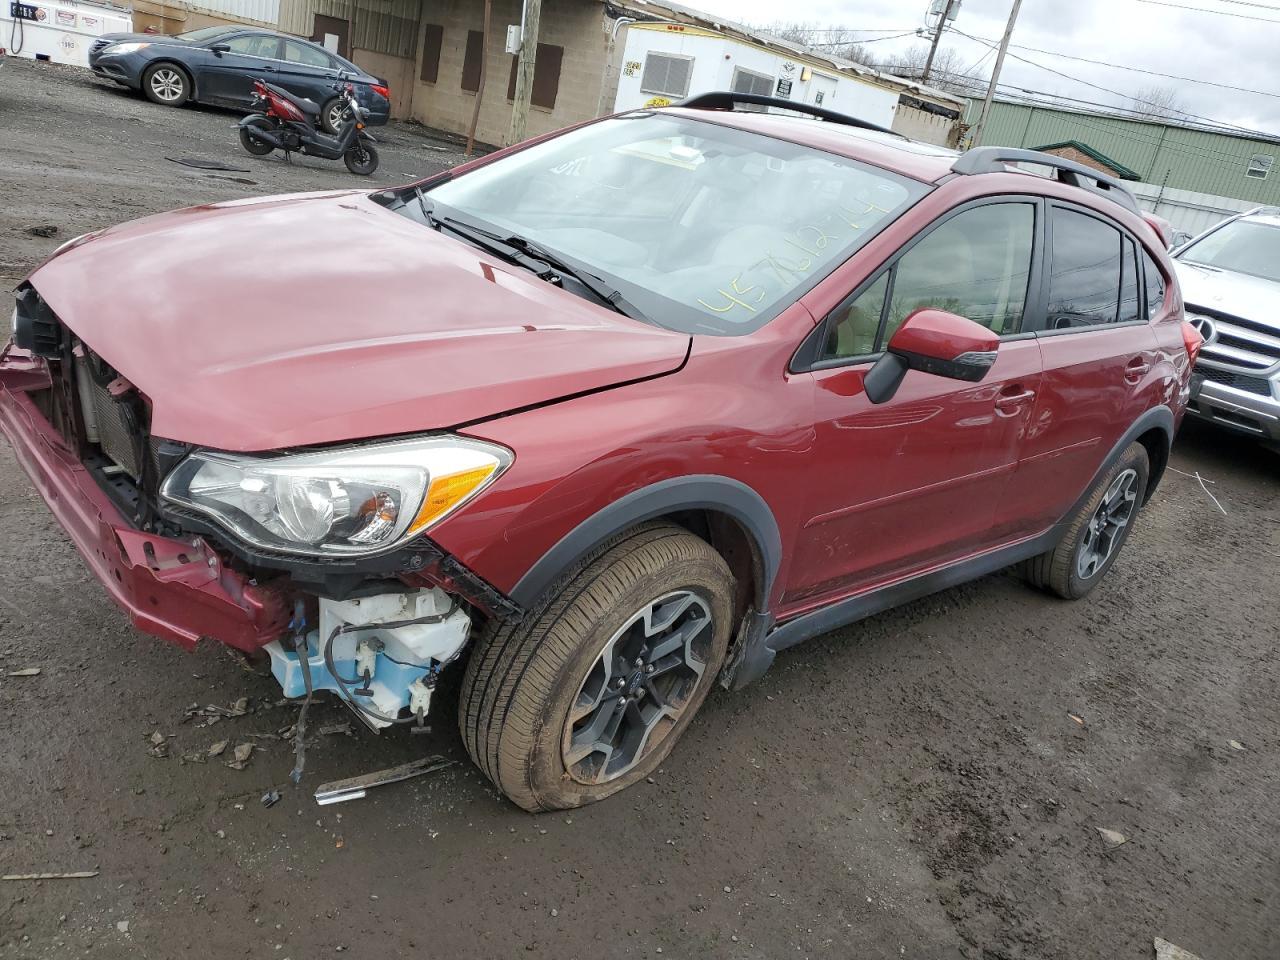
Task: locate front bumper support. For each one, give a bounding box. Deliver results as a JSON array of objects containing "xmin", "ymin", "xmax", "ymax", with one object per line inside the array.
[{"xmin": 0, "ymin": 362, "xmax": 290, "ymax": 651}]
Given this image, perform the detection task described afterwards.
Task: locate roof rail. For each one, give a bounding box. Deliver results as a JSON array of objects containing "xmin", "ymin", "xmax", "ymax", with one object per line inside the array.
[
  {"xmin": 673, "ymin": 91, "xmax": 904, "ymax": 138},
  {"xmin": 952, "ymin": 146, "xmax": 1140, "ymax": 215},
  {"xmin": 1244, "ymin": 204, "xmax": 1280, "ymax": 217}
]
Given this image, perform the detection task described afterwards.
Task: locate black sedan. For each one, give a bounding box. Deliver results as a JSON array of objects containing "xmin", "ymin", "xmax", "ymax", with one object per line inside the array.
[{"xmin": 89, "ymin": 26, "xmax": 390, "ymax": 131}]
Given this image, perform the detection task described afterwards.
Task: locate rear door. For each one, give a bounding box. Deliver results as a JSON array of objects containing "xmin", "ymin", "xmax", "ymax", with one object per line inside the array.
[
  {"xmin": 1013, "ymin": 202, "xmax": 1162, "ymax": 530},
  {"xmin": 197, "ymin": 33, "xmax": 282, "ymax": 105},
  {"xmin": 277, "ymin": 39, "xmax": 341, "ymax": 106},
  {"xmin": 785, "ymin": 198, "xmax": 1045, "ymax": 609}
]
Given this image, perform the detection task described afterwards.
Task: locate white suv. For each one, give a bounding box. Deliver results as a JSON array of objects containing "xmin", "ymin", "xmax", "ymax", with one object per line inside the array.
[{"xmin": 1173, "ymin": 206, "xmax": 1280, "ymax": 450}]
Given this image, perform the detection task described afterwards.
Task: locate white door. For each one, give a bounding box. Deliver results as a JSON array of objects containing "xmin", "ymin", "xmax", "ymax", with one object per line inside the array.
[{"xmin": 809, "ymin": 74, "xmax": 838, "ymax": 107}]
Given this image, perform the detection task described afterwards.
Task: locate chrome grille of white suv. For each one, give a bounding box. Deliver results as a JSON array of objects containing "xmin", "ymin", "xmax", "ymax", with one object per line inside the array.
[{"xmin": 1188, "ymin": 306, "xmax": 1280, "ymax": 372}]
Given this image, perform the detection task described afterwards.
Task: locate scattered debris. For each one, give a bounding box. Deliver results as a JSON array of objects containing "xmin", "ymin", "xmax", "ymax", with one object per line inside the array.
[
  {"xmin": 6, "ymin": 667, "xmax": 41, "ymax": 677},
  {"xmin": 319, "ymin": 722, "xmax": 354, "ymax": 737},
  {"xmin": 184, "ymin": 698, "xmax": 250, "ymax": 726},
  {"xmin": 1228, "ymin": 739, "xmax": 1246, "ymax": 751},
  {"xmin": 208, "ymin": 740, "xmax": 229, "ymax": 758},
  {"xmin": 166, "ymin": 156, "xmax": 251, "ymax": 173},
  {"xmin": 314, "ymin": 756, "xmax": 455, "ymax": 806},
  {"xmin": 1068, "ymin": 713, "xmax": 1086, "ymax": 726},
  {"xmin": 116, "ymin": 920, "xmax": 129, "ymax": 934},
  {"xmin": 203, "ymin": 174, "xmax": 259, "ymax": 185},
  {"xmin": 3, "ymin": 871, "xmax": 98, "ymax": 881},
  {"xmin": 1154, "ymin": 937, "xmax": 1203, "ymax": 960},
  {"xmin": 25, "ymin": 225, "xmax": 58, "ymax": 238},
  {"xmin": 261, "ymin": 789, "xmax": 281, "ymax": 808},
  {"xmin": 1096, "ymin": 827, "xmax": 1128, "ymax": 848},
  {"xmin": 225, "ymin": 743, "xmax": 254, "ymax": 771},
  {"xmin": 179, "ymin": 752, "xmax": 207, "ymax": 765},
  {"xmin": 148, "ymin": 731, "xmax": 170, "ymax": 759}
]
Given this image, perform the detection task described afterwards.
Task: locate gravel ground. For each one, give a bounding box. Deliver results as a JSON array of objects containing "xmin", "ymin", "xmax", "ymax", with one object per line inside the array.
[{"xmin": 2, "ymin": 56, "xmax": 1279, "ymax": 960}]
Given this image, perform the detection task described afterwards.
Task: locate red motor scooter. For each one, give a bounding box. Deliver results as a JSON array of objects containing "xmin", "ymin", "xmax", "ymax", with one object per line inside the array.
[{"xmin": 237, "ymin": 74, "xmax": 379, "ymax": 176}]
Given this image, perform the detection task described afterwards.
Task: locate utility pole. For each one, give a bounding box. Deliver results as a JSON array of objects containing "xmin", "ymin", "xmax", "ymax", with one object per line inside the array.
[
  {"xmin": 507, "ymin": 0, "xmax": 542, "ymax": 146},
  {"xmin": 465, "ymin": 0, "xmax": 492, "ymax": 157},
  {"xmin": 921, "ymin": 0, "xmax": 956, "ymax": 84},
  {"xmin": 970, "ymin": 0, "xmax": 1022, "ymax": 146}
]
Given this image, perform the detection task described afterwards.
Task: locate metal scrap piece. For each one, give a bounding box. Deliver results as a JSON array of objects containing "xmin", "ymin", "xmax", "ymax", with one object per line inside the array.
[{"xmin": 314, "ymin": 756, "xmax": 455, "ymax": 806}]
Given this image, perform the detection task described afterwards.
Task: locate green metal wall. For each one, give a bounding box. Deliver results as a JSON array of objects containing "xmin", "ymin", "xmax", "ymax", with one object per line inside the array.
[{"xmin": 965, "ymin": 100, "xmax": 1280, "ymax": 205}]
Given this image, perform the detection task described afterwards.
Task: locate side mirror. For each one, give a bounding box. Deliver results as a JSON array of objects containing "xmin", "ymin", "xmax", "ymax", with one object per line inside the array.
[
  {"xmin": 209, "ymin": 42, "xmax": 230, "ymax": 55},
  {"xmin": 865, "ymin": 308, "xmax": 1000, "ymax": 405}
]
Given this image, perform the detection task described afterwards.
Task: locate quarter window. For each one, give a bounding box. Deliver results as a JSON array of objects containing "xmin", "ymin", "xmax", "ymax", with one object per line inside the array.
[
  {"xmin": 824, "ymin": 202, "xmax": 1035, "ymax": 360},
  {"xmin": 639, "ymin": 53, "xmax": 693, "ymax": 99},
  {"xmin": 1119, "ymin": 237, "xmax": 1140, "ymax": 324},
  {"xmin": 1142, "ymin": 250, "xmax": 1166, "ymax": 318},
  {"xmin": 1047, "ymin": 208, "xmax": 1123, "ymax": 328}
]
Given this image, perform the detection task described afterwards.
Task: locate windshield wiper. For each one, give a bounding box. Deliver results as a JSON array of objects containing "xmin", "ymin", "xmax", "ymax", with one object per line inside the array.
[
  {"xmin": 499, "ymin": 234, "xmax": 654, "ymax": 326},
  {"xmin": 415, "ymin": 191, "xmax": 654, "ymax": 325}
]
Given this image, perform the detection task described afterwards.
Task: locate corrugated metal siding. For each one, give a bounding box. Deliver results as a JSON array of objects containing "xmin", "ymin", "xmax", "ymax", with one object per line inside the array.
[
  {"xmin": 966, "ymin": 100, "xmax": 1280, "ymax": 206},
  {"xmin": 277, "ymin": 0, "xmax": 418, "ymax": 58},
  {"xmin": 187, "ymin": 0, "xmax": 280, "ymax": 25}
]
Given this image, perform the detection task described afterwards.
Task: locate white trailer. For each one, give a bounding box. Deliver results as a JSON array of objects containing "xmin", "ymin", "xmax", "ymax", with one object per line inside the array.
[{"xmin": 1, "ymin": 0, "xmax": 131, "ymax": 68}]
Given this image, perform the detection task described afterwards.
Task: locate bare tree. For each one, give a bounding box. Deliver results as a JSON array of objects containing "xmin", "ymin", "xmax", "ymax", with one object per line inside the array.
[
  {"xmin": 1127, "ymin": 84, "xmax": 1187, "ymax": 120},
  {"xmin": 752, "ymin": 21, "xmax": 877, "ymax": 64},
  {"xmin": 880, "ymin": 44, "xmax": 986, "ymax": 95}
]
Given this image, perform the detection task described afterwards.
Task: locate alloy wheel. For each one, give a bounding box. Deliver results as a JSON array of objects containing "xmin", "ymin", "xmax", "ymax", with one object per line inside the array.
[
  {"xmin": 149, "ymin": 68, "xmax": 184, "ymax": 102},
  {"xmin": 326, "ymin": 102, "xmax": 346, "ymax": 132},
  {"xmin": 1077, "ymin": 468, "xmax": 1138, "ymax": 579},
  {"xmin": 562, "ymin": 590, "xmax": 713, "ymax": 785}
]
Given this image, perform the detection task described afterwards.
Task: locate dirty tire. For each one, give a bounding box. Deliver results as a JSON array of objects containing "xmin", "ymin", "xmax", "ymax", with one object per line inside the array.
[
  {"xmin": 1021, "ymin": 441, "xmax": 1150, "ymax": 600},
  {"xmin": 343, "ymin": 141, "xmax": 379, "ymax": 175},
  {"xmin": 459, "ymin": 523, "xmax": 735, "ymax": 812},
  {"xmin": 238, "ymin": 121, "xmax": 275, "ymax": 156},
  {"xmin": 141, "ymin": 63, "xmax": 190, "ymax": 106}
]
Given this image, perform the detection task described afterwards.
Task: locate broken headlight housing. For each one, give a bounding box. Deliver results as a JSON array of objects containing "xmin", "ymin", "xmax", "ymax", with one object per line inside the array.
[{"xmin": 160, "ymin": 436, "xmax": 512, "ymax": 557}]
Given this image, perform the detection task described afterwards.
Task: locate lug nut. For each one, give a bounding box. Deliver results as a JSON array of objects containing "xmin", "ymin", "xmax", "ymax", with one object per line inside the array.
[
  {"xmin": 634, "ymin": 658, "xmax": 644, "ymax": 667},
  {"xmin": 645, "ymin": 665, "xmax": 655, "ymax": 674}
]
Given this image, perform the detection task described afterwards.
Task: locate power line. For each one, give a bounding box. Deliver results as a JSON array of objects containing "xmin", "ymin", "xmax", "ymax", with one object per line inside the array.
[
  {"xmin": 952, "ymin": 27, "xmax": 1279, "ymax": 139},
  {"xmin": 1204, "ymin": 0, "xmax": 1280, "ymax": 9},
  {"xmin": 805, "ymin": 32, "xmax": 922, "ymax": 48},
  {"xmin": 1000, "ymin": 40, "xmax": 1280, "ymax": 101},
  {"xmin": 1134, "ymin": 0, "xmax": 1280, "ymax": 23}
]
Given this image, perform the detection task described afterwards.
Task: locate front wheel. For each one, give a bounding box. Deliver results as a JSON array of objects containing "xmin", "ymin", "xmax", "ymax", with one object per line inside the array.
[
  {"xmin": 238, "ymin": 120, "xmax": 275, "ymax": 156},
  {"xmin": 141, "ymin": 63, "xmax": 189, "ymax": 106},
  {"xmin": 459, "ymin": 523, "xmax": 735, "ymax": 811},
  {"xmin": 1021, "ymin": 441, "xmax": 1150, "ymax": 599},
  {"xmin": 343, "ymin": 140, "xmax": 378, "ymax": 175}
]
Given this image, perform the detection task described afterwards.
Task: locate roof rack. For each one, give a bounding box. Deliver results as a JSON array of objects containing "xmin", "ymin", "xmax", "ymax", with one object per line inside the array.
[
  {"xmin": 673, "ymin": 91, "xmax": 904, "ymax": 138},
  {"xmin": 951, "ymin": 147, "xmax": 1140, "ymax": 215}
]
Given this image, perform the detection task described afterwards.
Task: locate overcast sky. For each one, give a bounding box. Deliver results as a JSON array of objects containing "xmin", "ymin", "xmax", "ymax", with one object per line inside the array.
[{"xmin": 684, "ymin": 0, "xmax": 1280, "ymax": 136}]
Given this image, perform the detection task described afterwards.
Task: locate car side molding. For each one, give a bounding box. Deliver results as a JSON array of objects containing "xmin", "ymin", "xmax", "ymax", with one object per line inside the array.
[
  {"xmin": 509, "ymin": 475, "xmax": 783, "ymax": 615},
  {"xmin": 724, "ymin": 405, "xmax": 1177, "ymax": 689}
]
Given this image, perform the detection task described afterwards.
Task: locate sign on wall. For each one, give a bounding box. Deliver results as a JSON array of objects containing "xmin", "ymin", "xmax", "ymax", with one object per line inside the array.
[{"xmin": 776, "ymin": 78, "xmax": 792, "ymax": 98}]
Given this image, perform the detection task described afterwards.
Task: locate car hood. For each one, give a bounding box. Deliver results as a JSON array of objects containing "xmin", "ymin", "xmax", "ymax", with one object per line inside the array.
[
  {"xmin": 95, "ymin": 33, "xmax": 183, "ymax": 46},
  {"xmin": 28, "ymin": 192, "xmax": 691, "ymax": 451},
  {"xmin": 1174, "ymin": 259, "xmax": 1280, "ymax": 329}
]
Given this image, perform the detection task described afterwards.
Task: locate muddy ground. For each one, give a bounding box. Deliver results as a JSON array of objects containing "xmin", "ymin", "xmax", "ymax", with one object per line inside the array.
[{"xmin": 1, "ymin": 56, "xmax": 1278, "ymax": 960}]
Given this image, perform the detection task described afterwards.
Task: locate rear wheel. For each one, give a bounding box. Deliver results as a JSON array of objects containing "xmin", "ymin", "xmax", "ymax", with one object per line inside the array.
[
  {"xmin": 343, "ymin": 141, "xmax": 378, "ymax": 175},
  {"xmin": 322, "ymin": 97, "xmax": 346, "ymax": 134},
  {"xmin": 459, "ymin": 523, "xmax": 735, "ymax": 811},
  {"xmin": 142, "ymin": 63, "xmax": 189, "ymax": 106},
  {"xmin": 238, "ymin": 119, "xmax": 275, "ymax": 156},
  {"xmin": 1021, "ymin": 441, "xmax": 1149, "ymax": 599}
]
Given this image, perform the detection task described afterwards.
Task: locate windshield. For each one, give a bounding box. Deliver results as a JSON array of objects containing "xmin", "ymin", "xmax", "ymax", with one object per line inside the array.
[
  {"xmin": 1178, "ymin": 217, "xmax": 1280, "ymax": 283},
  {"xmin": 423, "ymin": 114, "xmax": 925, "ymax": 335},
  {"xmin": 176, "ymin": 26, "xmax": 237, "ymax": 43}
]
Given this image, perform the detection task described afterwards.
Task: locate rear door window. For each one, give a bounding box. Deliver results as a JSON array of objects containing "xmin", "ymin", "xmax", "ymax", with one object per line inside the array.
[
  {"xmin": 283, "ymin": 40, "xmax": 333, "ymax": 69},
  {"xmin": 1046, "ymin": 207, "xmax": 1122, "ymax": 329}
]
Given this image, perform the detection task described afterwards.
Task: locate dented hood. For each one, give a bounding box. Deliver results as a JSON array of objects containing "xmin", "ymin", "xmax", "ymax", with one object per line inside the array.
[{"xmin": 28, "ymin": 192, "xmax": 690, "ymax": 451}]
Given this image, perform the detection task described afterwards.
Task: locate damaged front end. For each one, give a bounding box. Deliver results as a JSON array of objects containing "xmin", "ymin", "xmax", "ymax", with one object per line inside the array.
[{"xmin": 2, "ymin": 284, "xmax": 519, "ymax": 735}]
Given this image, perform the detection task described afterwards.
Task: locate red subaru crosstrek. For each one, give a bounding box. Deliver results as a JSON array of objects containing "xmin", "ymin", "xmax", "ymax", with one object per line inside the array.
[{"xmin": 1, "ymin": 93, "xmax": 1200, "ymax": 810}]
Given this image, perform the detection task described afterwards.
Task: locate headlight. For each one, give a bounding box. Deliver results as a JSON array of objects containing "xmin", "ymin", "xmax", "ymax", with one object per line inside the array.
[
  {"xmin": 105, "ymin": 42, "xmax": 150, "ymax": 53},
  {"xmin": 160, "ymin": 436, "xmax": 512, "ymax": 557}
]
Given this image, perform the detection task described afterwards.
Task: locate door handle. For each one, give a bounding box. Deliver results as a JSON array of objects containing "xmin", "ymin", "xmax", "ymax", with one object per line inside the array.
[
  {"xmin": 1125, "ymin": 357, "xmax": 1151, "ymax": 382},
  {"xmin": 994, "ymin": 387, "xmax": 1036, "ymax": 416}
]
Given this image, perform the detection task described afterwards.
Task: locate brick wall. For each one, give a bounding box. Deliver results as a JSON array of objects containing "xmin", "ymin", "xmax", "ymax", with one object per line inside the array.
[
  {"xmin": 1041, "ymin": 145, "xmax": 1123, "ymax": 179},
  {"xmin": 409, "ymin": 0, "xmax": 611, "ymax": 147}
]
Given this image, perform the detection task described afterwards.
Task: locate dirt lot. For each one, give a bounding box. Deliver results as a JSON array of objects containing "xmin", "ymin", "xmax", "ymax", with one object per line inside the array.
[{"xmin": 1, "ymin": 56, "xmax": 1278, "ymax": 960}]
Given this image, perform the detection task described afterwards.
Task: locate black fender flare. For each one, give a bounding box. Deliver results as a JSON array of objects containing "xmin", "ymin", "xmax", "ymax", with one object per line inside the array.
[
  {"xmin": 508, "ymin": 475, "xmax": 783, "ymax": 615},
  {"xmin": 237, "ymin": 112, "xmax": 272, "ymax": 128}
]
